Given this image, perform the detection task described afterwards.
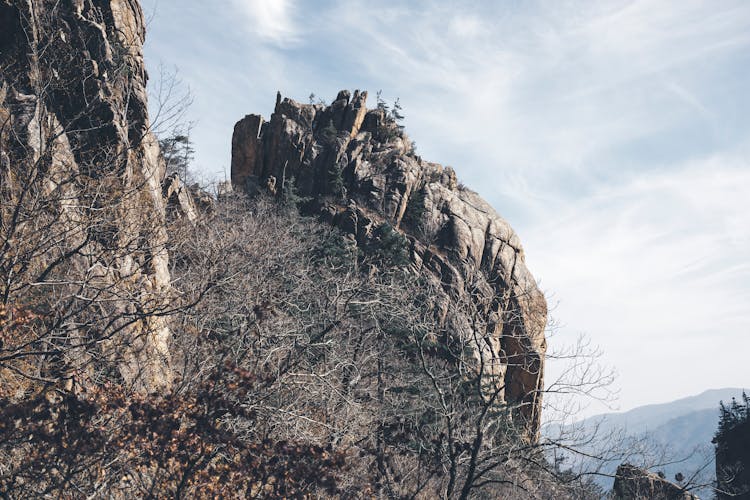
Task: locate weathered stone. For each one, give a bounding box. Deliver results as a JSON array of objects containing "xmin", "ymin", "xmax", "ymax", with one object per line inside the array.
[
  {"xmin": 342, "ymin": 90, "xmax": 368, "ymax": 139},
  {"xmin": 231, "ymin": 114, "xmax": 264, "ymax": 192},
  {"xmin": 231, "ymin": 90, "xmax": 548, "ymax": 437},
  {"xmin": 163, "ymin": 173, "xmax": 199, "ymax": 222},
  {"xmin": 613, "ymin": 464, "xmax": 699, "ymax": 500}
]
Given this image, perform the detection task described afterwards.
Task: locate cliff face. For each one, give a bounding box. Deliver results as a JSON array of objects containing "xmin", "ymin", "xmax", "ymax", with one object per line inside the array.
[
  {"xmin": 0, "ymin": 0, "xmax": 172, "ymax": 391},
  {"xmin": 231, "ymin": 90, "xmax": 547, "ymax": 435}
]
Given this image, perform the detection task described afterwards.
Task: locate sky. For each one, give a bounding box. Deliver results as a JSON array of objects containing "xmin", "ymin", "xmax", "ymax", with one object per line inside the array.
[{"xmin": 140, "ymin": 0, "xmax": 750, "ymax": 415}]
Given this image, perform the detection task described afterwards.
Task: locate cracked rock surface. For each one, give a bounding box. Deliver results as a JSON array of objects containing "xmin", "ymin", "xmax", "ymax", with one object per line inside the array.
[{"xmin": 1, "ymin": 0, "xmax": 173, "ymax": 391}]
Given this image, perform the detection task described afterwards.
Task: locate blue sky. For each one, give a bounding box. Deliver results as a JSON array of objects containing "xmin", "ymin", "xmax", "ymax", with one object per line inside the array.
[{"xmin": 141, "ymin": 0, "xmax": 750, "ymax": 414}]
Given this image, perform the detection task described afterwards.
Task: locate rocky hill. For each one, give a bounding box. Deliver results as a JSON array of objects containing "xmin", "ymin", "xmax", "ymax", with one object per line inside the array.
[{"xmin": 231, "ymin": 90, "xmax": 548, "ymax": 436}]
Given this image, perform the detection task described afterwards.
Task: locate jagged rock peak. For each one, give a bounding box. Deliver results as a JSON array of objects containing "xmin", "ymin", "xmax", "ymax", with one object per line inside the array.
[{"xmin": 231, "ymin": 90, "xmax": 548, "ymax": 437}]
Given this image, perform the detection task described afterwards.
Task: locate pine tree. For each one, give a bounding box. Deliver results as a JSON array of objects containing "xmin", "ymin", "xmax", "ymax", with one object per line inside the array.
[
  {"xmin": 713, "ymin": 391, "xmax": 750, "ymax": 499},
  {"xmin": 160, "ymin": 128, "xmax": 195, "ymax": 180},
  {"xmin": 390, "ymin": 98, "xmax": 405, "ymax": 134}
]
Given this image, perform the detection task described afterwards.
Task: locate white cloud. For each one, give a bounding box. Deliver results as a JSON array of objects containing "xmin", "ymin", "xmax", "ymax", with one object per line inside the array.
[
  {"xmin": 528, "ymin": 154, "xmax": 750, "ymax": 411},
  {"xmin": 230, "ymin": 0, "xmax": 300, "ymax": 46},
  {"xmin": 449, "ymin": 15, "xmax": 487, "ymax": 38}
]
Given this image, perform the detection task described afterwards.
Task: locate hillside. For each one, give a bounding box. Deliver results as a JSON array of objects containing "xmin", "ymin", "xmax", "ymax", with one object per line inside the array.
[
  {"xmin": 0, "ymin": 1, "xmax": 600, "ymax": 497},
  {"xmin": 230, "ymin": 89, "xmax": 548, "ymax": 435}
]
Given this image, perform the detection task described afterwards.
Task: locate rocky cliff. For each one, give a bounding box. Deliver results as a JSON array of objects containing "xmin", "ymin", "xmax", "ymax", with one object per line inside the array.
[
  {"xmin": 0, "ymin": 0, "xmax": 172, "ymax": 391},
  {"xmin": 231, "ymin": 90, "xmax": 548, "ymax": 436}
]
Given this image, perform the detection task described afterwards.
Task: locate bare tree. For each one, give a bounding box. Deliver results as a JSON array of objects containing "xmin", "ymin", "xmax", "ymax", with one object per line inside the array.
[{"xmin": 158, "ymin": 191, "xmax": 622, "ymax": 499}]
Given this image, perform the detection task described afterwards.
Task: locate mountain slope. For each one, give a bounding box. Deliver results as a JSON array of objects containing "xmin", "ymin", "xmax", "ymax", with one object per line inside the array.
[{"xmin": 0, "ymin": 0, "xmax": 173, "ymax": 393}]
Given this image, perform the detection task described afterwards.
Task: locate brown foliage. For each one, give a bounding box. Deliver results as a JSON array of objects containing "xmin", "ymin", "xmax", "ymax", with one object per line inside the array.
[{"xmin": 0, "ymin": 363, "xmax": 352, "ymax": 498}]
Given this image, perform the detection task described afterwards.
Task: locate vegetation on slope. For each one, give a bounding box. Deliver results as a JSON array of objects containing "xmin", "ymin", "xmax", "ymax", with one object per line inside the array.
[{"xmin": 0, "ymin": 184, "xmax": 603, "ymax": 497}]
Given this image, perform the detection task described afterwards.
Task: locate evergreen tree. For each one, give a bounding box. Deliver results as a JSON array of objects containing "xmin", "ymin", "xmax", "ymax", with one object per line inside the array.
[
  {"xmin": 160, "ymin": 128, "xmax": 195, "ymax": 180},
  {"xmin": 390, "ymin": 98, "xmax": 405, "ymax": 134},
  {"xmin": 280, "ymin": 175, "xmax": 311, "ymax": 210},
  {"xmin": 713, "ymin": 391, "xmax": 750, "ymax": 499},
  {"xmin": 376, "ymin": 89, "xmax": 389, "ymax": 112}
]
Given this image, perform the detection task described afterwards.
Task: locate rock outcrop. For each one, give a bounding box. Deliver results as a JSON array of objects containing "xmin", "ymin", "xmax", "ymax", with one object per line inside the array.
[
  {"xmin": 613, "ymin": 464, "xmax": 699, "ymax": 500},
  {"xmin": 231, "ymin": 90, "xmax": 547, "ymax": 436},
  {"xmin": 0, "ymin": 0, "xmax": 172, "ymax": 391}
]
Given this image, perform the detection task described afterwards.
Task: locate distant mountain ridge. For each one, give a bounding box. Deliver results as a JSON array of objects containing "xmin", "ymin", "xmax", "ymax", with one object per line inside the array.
[
  {"xmin": 583, "ymin": 388, "xmax": 747, "ymax": 433},
  {"xmin": 564, "ymin": 388, "xmax": 747, "ymax": 498}
]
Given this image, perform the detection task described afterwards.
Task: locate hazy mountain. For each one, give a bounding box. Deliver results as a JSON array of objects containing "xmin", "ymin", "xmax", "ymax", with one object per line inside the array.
[
  {"xmin": 583, "ymin": 388, "xmax": 747, "ymax": 434},
  {"xmin": 568, "ymin": 388, "xmax": 748, "ymax": 497}
]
